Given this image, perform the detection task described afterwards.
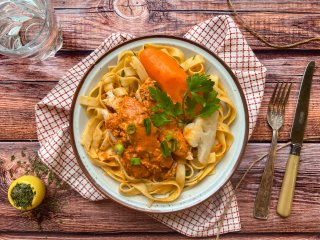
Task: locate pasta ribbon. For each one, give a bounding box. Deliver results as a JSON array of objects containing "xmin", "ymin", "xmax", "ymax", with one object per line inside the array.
[{"xmin": 80, "ymin": 43, "xmax": 236, "ymax": 204}]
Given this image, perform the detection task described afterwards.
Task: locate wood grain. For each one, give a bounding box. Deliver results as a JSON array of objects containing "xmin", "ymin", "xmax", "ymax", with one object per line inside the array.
[
  {"xmin": 0, "ymin": 142, "xmax": 319, "ymax": 233},
  {"xmin": 0, "ymin": 51, "xmax": 88, "ymax": 82},
  {"xmin": 1, "ymin": 0, "xmax": 320, "ymax": 238},
  {"xmin": 53, "ymin": 0, "xmax": 320, "ymax": 13},
  {"xmin": 36, "ymin": 1, "xmax": 320, "ymax": 51},
  {"xmin": 0, "ymin": 55, "xmax": 320, "ymax": 141},
  {"xmin": 1, "ymin": 51, "xmax": 320, "ymax": 82},
  {"xmin": 0, "ymin": 232, "xmax": 319, "ymax": 240},
  {"xmin": 0, "ymin": 82, "xmax": 55, "ymax": 141},
  {"xmin": 56, "ymin": 11, "xmax": 320, "ymax": 50}
]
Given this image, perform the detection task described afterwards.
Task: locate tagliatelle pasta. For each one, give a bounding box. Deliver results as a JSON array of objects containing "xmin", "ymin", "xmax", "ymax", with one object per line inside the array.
[{"xmin": 80, "ymin": 44, "xmax": 236, "ymax": 204}]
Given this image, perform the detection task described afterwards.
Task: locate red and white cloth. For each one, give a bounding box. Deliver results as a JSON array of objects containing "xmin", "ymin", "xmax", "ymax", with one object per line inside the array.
[{"xmin": 35, "ymin": 15, "xmax": 266, "ymax": 237}]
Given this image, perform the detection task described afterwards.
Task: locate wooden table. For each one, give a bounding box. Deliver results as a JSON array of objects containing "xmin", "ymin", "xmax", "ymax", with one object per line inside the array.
[{"xmin": 1, "ymin": 0, "xmax": 320, "ymax": 239}]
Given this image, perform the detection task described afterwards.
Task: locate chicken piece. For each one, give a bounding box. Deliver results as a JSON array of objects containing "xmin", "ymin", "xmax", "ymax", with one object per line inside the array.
[
  {"xmin": 160, "ymin": 122, "xmax": 191, "ymax": 159},
  {"xmin": 136, "ymin": 78, "xmax": 155, "ymax": 108},
  {"xmin": 105, "ymin": 96, "xmax": 175, "ymax": 181}
]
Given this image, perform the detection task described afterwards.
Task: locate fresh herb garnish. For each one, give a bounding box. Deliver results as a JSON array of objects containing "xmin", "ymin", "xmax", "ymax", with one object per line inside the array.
[
  {"xmin": 149, "ymin": 86, "xmax": 183, "ymax": 127},
  {"xmin": 47, "ymin": 171, "xmax": 55, "ymax": 186},
  {"xmin": 165, "ymin": 134, "xmax": 178, "ymax": 152},
  {"xmin": 11, "ymin": 155, "xmax": 15, "ymax": 161},
  {"xmin": 30, "ymin": 155, "xmax": 49, "ymax": 177},
  {"xmin": 126, "ymin": 123, "xmax": 136, "ymax": 135},
  {"xmin": 151, "ymin": 112, "xmax": 171, "ymax": 128},
  {"xmin": 183, "ymin": 74, "xmax": 220, "ymax": 119},
  {"xmin": 121, "ymin": 70, "xmax": 125, "ymax": 77},
  {"xmin": 160, "ymin": 141, "xmax": 171, "ymax": 158},
  {"xmin": 26, "ymin": 151, "xmax": 63, "ymax": 188},
  {"xmin": 170, "ymin": 138, "xmax": 178, "ymax": 152},
  {"xmin": 149, "ymin": 74, "xmax": 220, "ymax": 127},
  {"xmin": 11, "ymin": 183, "xmax": 36, "ymax": 209},
  {"xmin": 130, "ymin": 157, "xmax": 141, "ymax": 166},
  {"xmin": 165, "ymin": 133, "xmax": 173, "ymax": 141},
  {"xmin": 143, "ymin": 118, "xmax": 152, "ymax": 135}
]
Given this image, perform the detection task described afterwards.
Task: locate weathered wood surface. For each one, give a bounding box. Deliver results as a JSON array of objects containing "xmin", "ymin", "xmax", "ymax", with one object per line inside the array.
[
  {"xmin": 1, "ymin": 0, "xmax": 320, "ymax": 239},
  {"xmin": 49, "ymin": 0, "xmax": 320, "ymax": 50},
  {"xmin": 1, "ymin": 50, "xmax": 320, "ymax": 82},
  {"xmin": 0, "ymin": 142, "xmax": 319, "ymax": 233},
  {"xmin": 0, "ymin": 232, "xmax": 319, "ymax": 240},
  {"xmin": 53, "ymin": 0, "xmax": 320, "ymax": 12},
  {"xmin": 0, "ymin": 52, "xmax": 320, "ymax": 141}
]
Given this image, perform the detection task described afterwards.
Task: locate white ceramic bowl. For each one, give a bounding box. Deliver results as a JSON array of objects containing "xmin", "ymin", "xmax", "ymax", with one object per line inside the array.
[{"xmin": 70, "ymin": 36, "xmax": 249, "ymax": 213}]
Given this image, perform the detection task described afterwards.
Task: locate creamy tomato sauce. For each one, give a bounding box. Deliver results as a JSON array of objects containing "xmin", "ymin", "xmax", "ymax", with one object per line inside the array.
[{"xmin": 105, "ymin": 80, "xmax": 190, "ymax": 180}]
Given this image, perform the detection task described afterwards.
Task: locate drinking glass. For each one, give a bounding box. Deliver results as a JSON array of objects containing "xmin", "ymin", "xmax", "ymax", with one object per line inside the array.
[{"xmin": 0, "ymin": 0, "xmax": 62, "ymax": 61}]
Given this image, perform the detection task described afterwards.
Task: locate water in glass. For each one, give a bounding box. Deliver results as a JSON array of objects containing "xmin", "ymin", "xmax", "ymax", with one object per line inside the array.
[{"xmin": 0, "ymin": 0, "xmax": 62, "ymax": 60}]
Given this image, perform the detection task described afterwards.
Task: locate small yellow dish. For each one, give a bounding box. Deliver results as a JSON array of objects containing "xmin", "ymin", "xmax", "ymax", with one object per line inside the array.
[{"xmin": 8, "ymin": 175, "xmax": 46, "ymax": 210}]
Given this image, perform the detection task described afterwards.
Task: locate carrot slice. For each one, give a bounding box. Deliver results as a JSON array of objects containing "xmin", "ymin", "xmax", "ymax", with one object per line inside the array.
[{"xmin": 140, "ymin": 48, "xmax": 187, "ymax": 103}]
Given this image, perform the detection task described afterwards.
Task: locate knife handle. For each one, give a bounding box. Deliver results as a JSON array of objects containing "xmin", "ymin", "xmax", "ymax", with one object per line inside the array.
[{"xmin": 277, "ymin": 149, "xmax": 300, "ymax": 217}]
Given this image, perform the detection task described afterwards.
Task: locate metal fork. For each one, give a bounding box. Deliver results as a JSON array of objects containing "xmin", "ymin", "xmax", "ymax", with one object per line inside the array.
[{"xmin": 254, "ymin": 82, "xmax": 292, "ymax": 220}]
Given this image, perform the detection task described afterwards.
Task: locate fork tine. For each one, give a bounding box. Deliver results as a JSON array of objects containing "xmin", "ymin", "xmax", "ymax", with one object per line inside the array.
[
  {"xmin": 277, "ymin": 82, "xmax": 288, "ymax": 112},
  {"xmin": 278, "ymin": 82, "xmax": 292, "ymax": 113},
  {"xmin": 273, "ymin": 82, "xmax": 284, "ymax": 113},
  {"xmin": 279, "ymin": 82, "xmax": 288, "ymax": 103},
  {"xmin": 274, "ymin": 82, "xmax": 284, "ymax": 105},
  {"xmin": 269, "ymin": 82, "xmax": 279, "ymax": 112},
  {"xmin": 270, "ymin": 82, "xmax": 279, "ymax": 105},
  {"xmin": 283, "ymin": 83, "xmax": 292, "ymax": 106},
  {"xmin": 281, "ymin": 83, "xmax": 291, "ymax": 112}
]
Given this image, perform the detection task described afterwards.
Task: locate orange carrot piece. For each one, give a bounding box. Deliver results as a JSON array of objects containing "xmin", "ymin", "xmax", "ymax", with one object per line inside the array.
[{"xmin": 140, "ymin": 48, "xmax": 187, "ymax": 103}]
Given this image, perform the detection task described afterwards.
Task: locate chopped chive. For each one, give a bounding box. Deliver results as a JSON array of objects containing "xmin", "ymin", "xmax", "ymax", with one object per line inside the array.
[
  {"xmin": 143, "ymin": 118, "xmax": 151, "ymax": 135},
  {"xmin": 126, "ymin": 123, "xmax": 136, "ymax": 135},
  {"xmin": 186, "ymin": 170, "xmax": 191, "ymax": 177},
  {"xmin": 114, "ymin": 144, "xmax": 124, "ymax": 155},
  {"xmin": 160, "ymin": 141, "xmax": 171, "ymax": 158},
  {"xmin": 170, "ymin": 138, "xmax": 178, "ymax": 152},
  {"xmin": 130, "ymin": 157, "xmax": 141, "ymax": 166},
  {"xmin": 165, "ymin": 133, "xmax": 173, "ymax": 141}
]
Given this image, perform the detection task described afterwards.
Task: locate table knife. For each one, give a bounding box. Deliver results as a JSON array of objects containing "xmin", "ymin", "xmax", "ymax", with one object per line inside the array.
[{"xmin": 277, "ymin": 61, "xmax": 315, "ymax": 217}]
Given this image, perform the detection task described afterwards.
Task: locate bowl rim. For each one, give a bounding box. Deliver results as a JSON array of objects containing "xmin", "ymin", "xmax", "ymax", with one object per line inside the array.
[{"xmin": 69, "ymin": 35, "xmax": 249, "ymax": 213}]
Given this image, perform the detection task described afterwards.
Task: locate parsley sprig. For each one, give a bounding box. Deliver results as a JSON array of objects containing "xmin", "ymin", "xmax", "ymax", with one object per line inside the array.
[
  {"xmin": 183, "ymin": 74, "xmax": 220, "ymax": 119},
  {"xmin": 148, "ymin": 86, "xmax": 183, "ymax": 127},
  {"xmin": 149, "ymin": 74, "xmax": 220, "ymax": 127}
]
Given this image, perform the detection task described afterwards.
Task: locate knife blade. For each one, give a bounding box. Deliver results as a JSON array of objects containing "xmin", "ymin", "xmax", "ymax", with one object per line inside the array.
[{"xmin": 277, "ymin": 61, "xmax": 315, "ymax": 217}]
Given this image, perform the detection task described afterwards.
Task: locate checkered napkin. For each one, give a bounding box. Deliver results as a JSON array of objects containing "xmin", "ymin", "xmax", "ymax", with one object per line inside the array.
[{"xmin": 35, "ymin": 15, "xmax": 266, "ymax": 237}]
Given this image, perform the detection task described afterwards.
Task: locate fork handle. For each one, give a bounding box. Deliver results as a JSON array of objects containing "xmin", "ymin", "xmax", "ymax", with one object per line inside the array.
[{"xmin": 253, "ymin": 129, "xmax": 278, "ymax": 219}]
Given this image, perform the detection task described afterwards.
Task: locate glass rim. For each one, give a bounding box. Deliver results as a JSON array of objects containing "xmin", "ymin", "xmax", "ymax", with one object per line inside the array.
[{"xmin": 0, "ymin": 0, "xmax": 51, "ymax": 56}]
